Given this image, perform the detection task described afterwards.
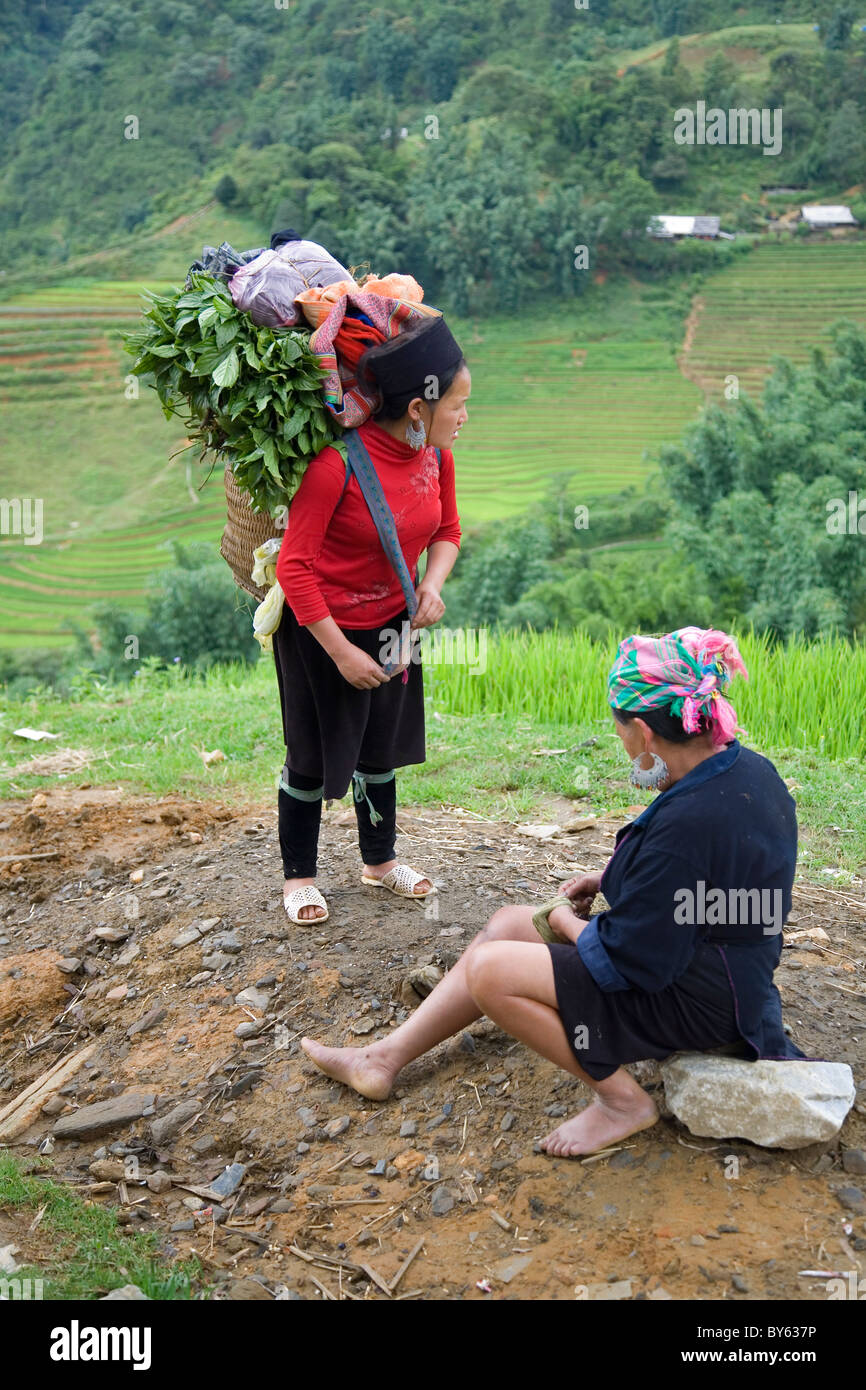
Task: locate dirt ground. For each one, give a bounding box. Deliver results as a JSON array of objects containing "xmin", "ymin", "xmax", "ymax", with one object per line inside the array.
[{"xmin": 1, "ymin": 786, "xmax": 864, "ymax": 1302}]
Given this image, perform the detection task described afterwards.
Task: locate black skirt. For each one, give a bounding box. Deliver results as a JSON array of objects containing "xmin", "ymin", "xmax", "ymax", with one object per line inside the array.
[
  {"xmin": 548, "ymin": 939, "xmax": 745, "ymax": 1081},
  {"xmin": 272, "ymin": 602, "xmax": 426, "ymax": 800}
]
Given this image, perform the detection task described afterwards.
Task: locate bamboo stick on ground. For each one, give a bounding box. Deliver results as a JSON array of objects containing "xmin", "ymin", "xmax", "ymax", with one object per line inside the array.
[{"xmin": 0, "ymin": 1043, "xmax": 97, "ymax": 1140}]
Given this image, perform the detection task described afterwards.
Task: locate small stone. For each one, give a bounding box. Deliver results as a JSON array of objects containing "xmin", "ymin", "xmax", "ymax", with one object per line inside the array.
[
  {"xmin": 147, "ymin": 1171, "xmax": 172, "ymax": 1194},
  {"xmin": 150, "ymin": 1099, "xmax": 200, "ymax": 1146},
  {"xmin": 53, "ymin": 1093, "xmax": 156, "ymax": 1140},
  {"xmin": 544, "ymin": 1103, "xmax": 567, "ymax": 1117},
  {"xmin": 494, "ymin": 1254, "xmax": 533, "ymax": 1284},
  {"xmin": 583, "ymin": 1280, "xmax": 632, "ymax": 1301},
  {"xmin": 609, "ymin": 1150, "xmax": 638, "ymax": 1170},
  {"xmin": 196, "ymin": 918, "xmax": 220, "ymax": 934},
  {"xmin": 731, "ymin": 1275, "xmax": 749, "ymax": 1293},
  {"xmin": 116, "ymin": 943, "xmax": 140, "ymax": 967},
  {"xmin": 842, "ymin": 1149, "xmax": 866, "ymax": 1176},
  {"xmin": 127, "ymin": 1005, "xmax": 166, "ymax": 1038},
  {"xmin": 717, "ymin": 1224, "xmax": 739, "ymax": 1233},
  {"xmin": 183, "ymin": 1196, "xmax": 205, "ymax": 1211},
  {"xmin": 41, "ymin": 1096, "xmax": 67, "ymax": 1116},
  {"xmin": 351, "ymin": 1017, "xmax": 377, "ymax": 1036},
  {"xmin": 129, "ymin": 869, "xmax": 145, "ymax": 885},
  {"xmin": 297, "ymin": 1142, "xmax": 311, "ymax": 1154},
  {"xmin": 270, "ymin": 1198, "xmax": 293, "ymax": 1212},
  {"xmin": 92, "ymin": 926, "xmax": 132, "ymax": 944},
  {"xmin": 500, "ymin": 1111, "xmax": 516, "ymax": 1133},
  {"xmin": 171, "ymin": 927, "xmax": 202, "ymax": 949},
  {"xmin": 203, "ymin": 953, "xmax": 233, "ymax": 972},
  {"xmin": 235, "ymin": 986, "xmax": 269, "ymax": 1011},
  {"xmin": 170, "ymin": 1219, "xmax": 194, "ymax": 1232},
  {"xmin": 150, "ymin": 886, "xmax": 172, "ymax": 899},
  {"xmin": 835, "ymin": 1186, "xmax": 866, "ymax": 1215},
  {"xmin": 106, "ymin": 985, "xmax": 128, "ymax": 1002},
  {"xmin": 224, "ymin": 1278, "xmax": 271, "ymax": 1301},
  {"xmin": 211, "ymin": 931, "xmax": 242, "ymax": 954},
  {"xmin": 57, "ymin": 957, "xmax": 82, "ymax": 975},
  {"xmin": 191, "ymin": 1135, "xmax": 217, "ymax": 1155},
  {"xmin": 100, "ymin": 1284, "xmax": 150, "ymax": 1301},
  {"xmin": 431, "ymin": 1186, "xmax": 455, "ymax": 1217},
  {"xmin": 89, "ymin": 1159, "xmax": 126, "ymax": 1182},
  {"xmin": 235, "ymin": 1020, "xmax": 265, "ymax": 1040},
  {"xmin": 690, "ymin": 1234, "xmax": 706, "ymax": 1247},
  {"xmin": 368, "ymin": 1159, "xmax": 386, "ymax": 1176},
  {"xmin": 207, "ymin": 1163, "xmax": 246, "ymax": 1199},
  {"xmin": 323, "ymin": 1116, "xmax": 350, "ymax": 1139},
  {"xmin": 399, "ymin": 1120, "xmax": 417, "ymax": 1138}
]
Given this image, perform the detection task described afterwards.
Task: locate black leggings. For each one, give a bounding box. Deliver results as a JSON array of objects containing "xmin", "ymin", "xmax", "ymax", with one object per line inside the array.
[{"xmin": 278, "ymin": 760, "xmax": 397, "ymax": 878}]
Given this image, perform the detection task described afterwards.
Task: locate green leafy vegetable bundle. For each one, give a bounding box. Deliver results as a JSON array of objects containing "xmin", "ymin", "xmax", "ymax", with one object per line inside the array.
[{"xmin": 124, "ymin": 273, "xmax": 344, "ymax": 514}]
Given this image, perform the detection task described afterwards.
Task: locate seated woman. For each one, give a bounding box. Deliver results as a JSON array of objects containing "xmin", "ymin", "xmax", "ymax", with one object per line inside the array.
[{"xmin": 301, "ymin": 626, "xmax": 804, "ymax": 1157}]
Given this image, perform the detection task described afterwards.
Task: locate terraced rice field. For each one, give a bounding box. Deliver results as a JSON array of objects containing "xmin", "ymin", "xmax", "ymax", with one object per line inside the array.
[
  {"xmin": 448, "ymin": 324, "xmax": 701, "ymax": 516},
  {"xmin": 680, "ymin": 240, "xmax": 866, "ymax": 401},
  {"xmin": 2, "ymin": 239, "xmax": 862, "ymax": 652},
  {"xmin": 0, "ymin": 280, "xmax": 702, "ymax": 650},
  {"xmin": 0, "ymin": 503, "xmax": 226, "ymax": 650}
]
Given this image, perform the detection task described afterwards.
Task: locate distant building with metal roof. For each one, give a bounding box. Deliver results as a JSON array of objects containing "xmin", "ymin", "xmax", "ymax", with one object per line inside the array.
[{"xmin": 800, "ymin": 205, "xmax": 858, "ymax": 226}]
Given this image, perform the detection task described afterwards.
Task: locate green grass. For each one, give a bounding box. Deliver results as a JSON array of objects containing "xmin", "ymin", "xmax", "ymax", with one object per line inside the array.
[
  {"xmin": 0, "ymin": 1154, "xmax": 204, "ymax": 1300},
  {"xmin": 1, "ymin": 630, "xmax": 864, "ymax": 875}
]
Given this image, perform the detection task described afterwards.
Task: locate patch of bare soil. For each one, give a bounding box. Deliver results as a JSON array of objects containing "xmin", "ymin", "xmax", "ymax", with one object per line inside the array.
[{"xmin": 0, "ymin": 789, "xmax": 864, "ymax": 1302}]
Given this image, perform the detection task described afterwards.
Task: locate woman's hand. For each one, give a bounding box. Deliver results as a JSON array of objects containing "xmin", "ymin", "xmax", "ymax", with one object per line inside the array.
[
  {"xmin": 335, "ymin": 646, "xmax": 391, "ymax": 690},
  {"xmin": 547, "ymin": 903, "xmax": 584, "ymax": 944},
  {"xmin": 411, "ymin": 579, "xmax": 445, "ymax": 630},
  {"xmin": 559, "ymin": 870, "xmax": 602, "ymax": 917}
]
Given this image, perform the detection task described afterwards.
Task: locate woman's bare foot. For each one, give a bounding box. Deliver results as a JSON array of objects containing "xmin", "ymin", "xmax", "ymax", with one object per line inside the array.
[
  {"xmin": 283, "ymin": 876, "xmax": 327, "ymax": 922},
  {"xmin": 539, "ymin": 1093, "xmax": 659, "ymax": 1157},
  {"xmin": 300, "ymin": 1038, "xmax": 396, "ymax": 1101},
  {"xmin": 362, "ymin": 858, "xmax": 432, "ymax": 895}
]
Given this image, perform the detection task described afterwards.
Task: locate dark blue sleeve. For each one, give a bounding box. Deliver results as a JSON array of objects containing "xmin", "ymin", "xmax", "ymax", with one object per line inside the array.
[{"xmin": 576, "ymin": 840, "xmax": 705, "ymax": 994}]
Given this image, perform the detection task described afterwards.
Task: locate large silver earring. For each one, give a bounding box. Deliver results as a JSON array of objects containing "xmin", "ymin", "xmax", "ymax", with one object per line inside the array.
[
  {"xmin": 406, "ymin": 417, "xmax": 426, "ymax": 449},
  {"xmin": 630, "ymin": 752, "xmax": 669, "ymax": 789}
]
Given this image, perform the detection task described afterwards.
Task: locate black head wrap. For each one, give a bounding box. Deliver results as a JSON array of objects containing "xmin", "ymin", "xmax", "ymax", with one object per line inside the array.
[
  {"xmin": 270, "ymin": 228, "xmax": 302, "ymax": 249},
  {"xmin": 370, "ymin": 316, "xmax": 463, "ymax": 395}
]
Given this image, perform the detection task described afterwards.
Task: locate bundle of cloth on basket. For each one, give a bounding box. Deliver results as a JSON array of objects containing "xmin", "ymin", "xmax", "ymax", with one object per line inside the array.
[{"xmin": 235, "ymin": 250, "xmax": 442, "ymax": 648}]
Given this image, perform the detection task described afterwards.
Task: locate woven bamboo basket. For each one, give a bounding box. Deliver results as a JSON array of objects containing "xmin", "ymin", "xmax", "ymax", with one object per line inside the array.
[{"xmin": 219, "ymin": 463, "xmax": 284, "ymax": 601}]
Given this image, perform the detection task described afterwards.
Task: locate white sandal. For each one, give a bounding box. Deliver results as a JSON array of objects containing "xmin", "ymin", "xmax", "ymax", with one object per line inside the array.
[
  {"xmin": 361, "ymin": 864, "xmax": 436, "ymax": 899},
  {"xmin": 283, "ymin": 884, "xmax": 329, "ymax": 925}
]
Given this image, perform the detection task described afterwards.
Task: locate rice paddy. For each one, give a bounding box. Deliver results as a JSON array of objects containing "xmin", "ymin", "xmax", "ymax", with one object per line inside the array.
[
  {"xmin": 680, "ymin": 240, "xmax": 866, "ymax": 400},
  {"xmin": 0, "ymin": 236, "xmax": 864, "ymax": 650}
]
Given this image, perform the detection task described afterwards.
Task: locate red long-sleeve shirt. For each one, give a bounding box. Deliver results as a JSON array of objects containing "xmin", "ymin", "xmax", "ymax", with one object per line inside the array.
[{"xmin": 276, "ymin": 417, "xmax": 462, "ymax": 629}]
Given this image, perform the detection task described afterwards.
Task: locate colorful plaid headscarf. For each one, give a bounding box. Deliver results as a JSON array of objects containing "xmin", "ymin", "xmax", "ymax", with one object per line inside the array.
[{"xmin": 607, "ymin": 627, "xmax": 748, "ymax": 747}]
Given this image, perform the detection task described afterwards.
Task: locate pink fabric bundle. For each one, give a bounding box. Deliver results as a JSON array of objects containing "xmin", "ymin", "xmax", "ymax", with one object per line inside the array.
[
  {"xmin": 309, "ymin": 292, "xmax": 440, "ymax": 428},
  {"xmin": 607, "ymin": 626, "xmax": 749, "ymax": 746}
]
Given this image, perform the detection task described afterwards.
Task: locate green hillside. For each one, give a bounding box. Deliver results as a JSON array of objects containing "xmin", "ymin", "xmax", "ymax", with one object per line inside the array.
[{"xmin": 1, "ymin": 4, "xmax": 865, "ymax": 656}]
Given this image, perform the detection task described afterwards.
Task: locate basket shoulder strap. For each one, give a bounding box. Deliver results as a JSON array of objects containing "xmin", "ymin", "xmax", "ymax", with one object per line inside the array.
[{"xmin": 344, "ymin": 428, "xmax": 418, "ymax": 619}]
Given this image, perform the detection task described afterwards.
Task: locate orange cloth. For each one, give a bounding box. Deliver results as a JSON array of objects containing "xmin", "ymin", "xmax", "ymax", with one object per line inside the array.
[{"xmin": 333, "ymin": 314, "xmax": 386, "ymax": 370}]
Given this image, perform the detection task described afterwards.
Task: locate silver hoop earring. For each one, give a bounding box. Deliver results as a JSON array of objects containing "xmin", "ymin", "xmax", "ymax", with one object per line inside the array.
[
  {"xmin": 405, "ymin": 418, "xmax": 426, "ymax": 449},
  {"xmin": 629, "ymin": 752, "xmax": 669, "ymax": 789}
]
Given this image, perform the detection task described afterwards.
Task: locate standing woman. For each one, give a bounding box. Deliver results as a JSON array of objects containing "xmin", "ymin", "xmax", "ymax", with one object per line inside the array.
[{"xmin": 273, "ymin": 317, "xmax": 470, "ymax": 923}]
